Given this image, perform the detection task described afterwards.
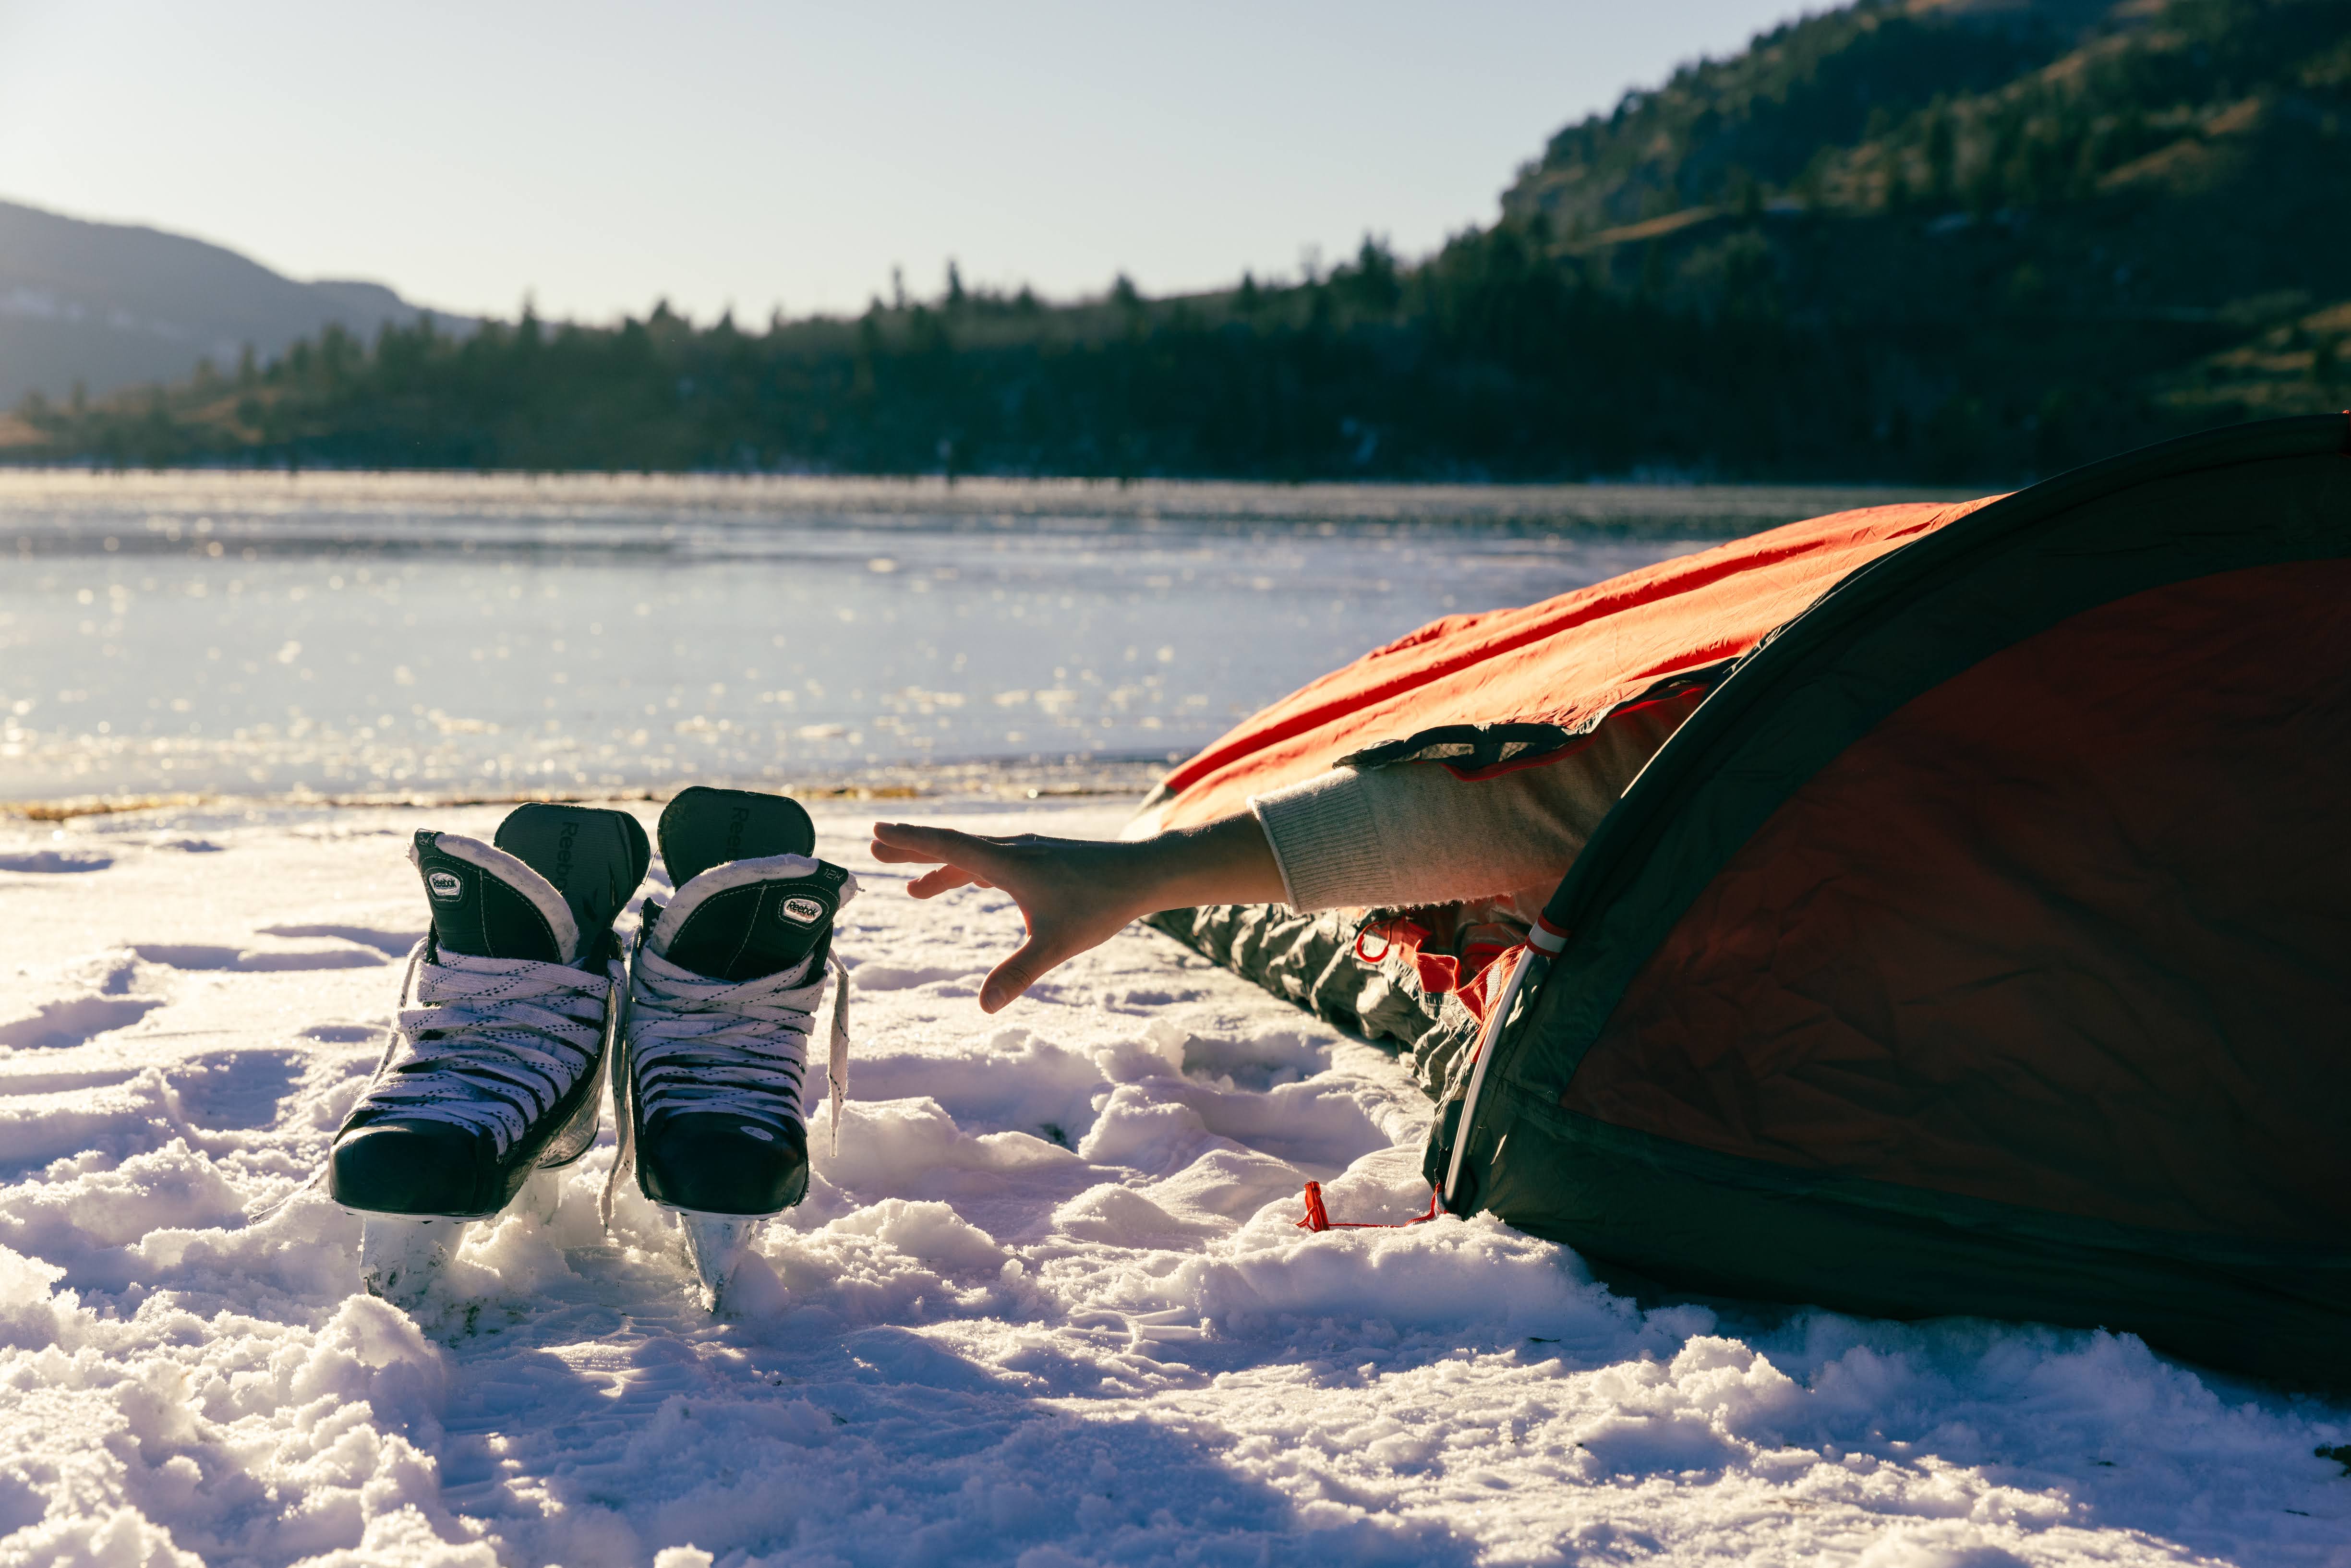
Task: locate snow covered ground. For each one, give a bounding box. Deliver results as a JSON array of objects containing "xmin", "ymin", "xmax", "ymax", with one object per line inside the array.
[{"xmin": 3, "ymin": 796, "xmax": 2348, "ymax": 1568}]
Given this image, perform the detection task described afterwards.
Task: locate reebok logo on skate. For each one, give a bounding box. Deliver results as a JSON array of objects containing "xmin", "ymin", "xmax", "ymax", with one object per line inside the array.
[
  {"xmin": 779, "ymin": 896, "xmax": 823, "ymax": 925},
  {"xmin": 426, "ymin": 870, "xmax": 464, "ymax": 900},
  {"xmin": 552, "ymin": 822, "xmax": 578, "ymax": 890}
]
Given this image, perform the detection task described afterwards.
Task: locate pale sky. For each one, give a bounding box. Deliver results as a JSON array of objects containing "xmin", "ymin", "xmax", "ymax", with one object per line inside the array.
[{"xmin": 0, "ymin": 1, "xmax": 1808, "ymax": 324}]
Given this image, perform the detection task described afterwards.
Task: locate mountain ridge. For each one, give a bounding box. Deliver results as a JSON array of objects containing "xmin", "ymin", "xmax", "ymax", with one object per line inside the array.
[{"xmin": 0, "ymin": 198, "xmax": 471, "ymax": 407}]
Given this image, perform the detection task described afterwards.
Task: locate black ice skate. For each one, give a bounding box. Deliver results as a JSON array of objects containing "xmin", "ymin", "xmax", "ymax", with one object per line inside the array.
[
  {"xmin": 613, "ymin": 786, "xmax": 854, "ymax": 1308},
  {"xmin": 332, "ymin": 803, "xmax": 650, "ymax": 1300}
]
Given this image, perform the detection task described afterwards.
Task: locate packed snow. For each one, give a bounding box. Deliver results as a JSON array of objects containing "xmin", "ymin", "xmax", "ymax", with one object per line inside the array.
[{"xmin": 2, "ymin": 797, "xmax": 2347, "ymax": 1567}]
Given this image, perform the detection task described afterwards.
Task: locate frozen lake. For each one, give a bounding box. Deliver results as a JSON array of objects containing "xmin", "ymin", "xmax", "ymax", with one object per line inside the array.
[{"xmin": 0, "ymin": 470, "xmax": 1943, "ymax": 802}]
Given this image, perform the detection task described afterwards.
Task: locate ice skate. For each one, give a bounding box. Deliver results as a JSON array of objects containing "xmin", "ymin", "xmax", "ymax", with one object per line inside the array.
[
  {"xmin": 332, "ymin": 804, "xmax": 650, "ymax": 1299},
  {"xmin": 615, "ymin": 786, "xmax": 853, "ymax": 1311}
]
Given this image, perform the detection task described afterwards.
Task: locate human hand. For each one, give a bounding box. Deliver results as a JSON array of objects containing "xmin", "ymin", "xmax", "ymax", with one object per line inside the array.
[
  {"xmin": 868, "ymin": 824, "xmax": 1158, "ymax": 1012},
  {"xmin": 868, "ymin": 814, "xmax": 1285, "ymax": 1013}
]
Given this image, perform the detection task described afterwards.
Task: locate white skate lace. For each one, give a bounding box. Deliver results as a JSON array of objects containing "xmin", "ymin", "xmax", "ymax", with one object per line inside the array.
[
  {"xmin": 352, "ymin": 940, "xmax": 618, "ymax": 1154},
  {"xmin": 600, "ymin": 941, "xmax": 851, "ymax": 1227}
]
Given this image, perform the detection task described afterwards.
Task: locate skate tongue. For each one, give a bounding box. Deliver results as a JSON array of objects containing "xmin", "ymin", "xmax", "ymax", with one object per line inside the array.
[
  {"xmin": 493, "ymin": 803, "xmax": 651, "ymax": 951},
  {"xmin": 412, "ymin": 832, "xmax": 584, "ymax": 965},
  {"xmin": 649, "ymin": 854, "xmax": 851, "ymax": 983},
  {"xmin": 657, "ymin": 785, "xmax": 815, "ymax": 886}
]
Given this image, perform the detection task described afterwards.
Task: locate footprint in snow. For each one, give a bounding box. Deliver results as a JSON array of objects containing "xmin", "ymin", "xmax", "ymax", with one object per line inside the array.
[
  {"xmin": 257, "ymin": 923, "xmax": 424, "ymax": 957},
  {"xmin": 0, "ymin": 995, "xmax": 167, "ymax": 1050},
  {"xmin": 131, "ymin": 942, "xmax": 388, "ymax": 972},
  {"xmin": 295, "ymin": 1022, "xmax": 386, "ymax": 1045},
  {"xmin": 0, "ymin": 849, "xmax": 115, "ymax": 873},
  {"xmin": 169, "ymin": 1048, "xmax": 309, "ymax": 1131}
]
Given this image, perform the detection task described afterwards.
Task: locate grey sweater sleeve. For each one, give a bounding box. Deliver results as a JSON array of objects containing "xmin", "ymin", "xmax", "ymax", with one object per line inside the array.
[{"xmin": 1247, "ymin": 703, "xmax": 1684, "ymax": 912}]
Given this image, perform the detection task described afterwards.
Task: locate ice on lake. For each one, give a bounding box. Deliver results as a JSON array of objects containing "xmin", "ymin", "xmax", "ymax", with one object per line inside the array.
[{"xmin": 0, "ymin": 470, "xmax": 1940, "ymax": 801}]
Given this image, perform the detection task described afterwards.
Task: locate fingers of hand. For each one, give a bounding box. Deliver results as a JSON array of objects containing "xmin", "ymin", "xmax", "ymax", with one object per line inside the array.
[
  {"xmin": 869, "ymin": 821, "xmax": 963, "ymax": 859},
  {"xmin": 907, "ymin": 866, "xmax": 978, "ymax": 898},
  {"xmin": 979, "ymin": 938, "xmax": 1059, "ymax": 1014},
  {"xmin": 871, "ymin": 821, "xmax": 1020, "ymax": 873},
  {"xmin": 869, "ymin": 838, "xmax": 946, "ymax": 865}
]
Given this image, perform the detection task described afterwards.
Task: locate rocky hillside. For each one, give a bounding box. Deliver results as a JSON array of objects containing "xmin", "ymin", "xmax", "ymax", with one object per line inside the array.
[{"xmin": 1504, "ymin": 0, "xmax": 2351, "ymax": 440}]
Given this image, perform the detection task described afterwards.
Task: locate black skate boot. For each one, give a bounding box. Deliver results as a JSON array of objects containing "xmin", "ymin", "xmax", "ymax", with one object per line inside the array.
[
  {"xmin": 616, "ymin": 786, "xmax": 855, "ymax": 1307},
  {"xmin": 332, "ymin": 803, "xmax": 650, "ymax": 1300}
]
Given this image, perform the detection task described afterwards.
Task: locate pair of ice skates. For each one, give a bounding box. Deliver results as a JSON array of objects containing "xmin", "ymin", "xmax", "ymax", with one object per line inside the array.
[{"xmin": 329, "ymin": 786, "xmax": 854, "ymax": 1309}]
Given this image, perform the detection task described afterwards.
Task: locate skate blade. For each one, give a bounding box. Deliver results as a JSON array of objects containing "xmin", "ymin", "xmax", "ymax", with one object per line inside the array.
[
  {"xmin": 358, "ymin": 1214, "xmax": 464, "ymax": 1304},
  {"xmin": 676, "ymin": 1212, "xmax": 764, "ymax": 1312},
  {"xmin": 516, "ymin": 1166, "xmax": 565, "ymax": 1227}
]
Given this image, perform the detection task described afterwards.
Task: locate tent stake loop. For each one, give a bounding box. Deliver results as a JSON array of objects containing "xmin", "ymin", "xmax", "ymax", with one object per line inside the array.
[{"xmin": 1296, "ymin": 1180, "xmax": 1442, "ymax": 1231}]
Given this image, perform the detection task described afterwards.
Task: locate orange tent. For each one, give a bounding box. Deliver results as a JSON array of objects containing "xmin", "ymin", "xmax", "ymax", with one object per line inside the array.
[{"xmin": 1145, "ymin": 415, "xmax": 2351, "ymax": 1384}]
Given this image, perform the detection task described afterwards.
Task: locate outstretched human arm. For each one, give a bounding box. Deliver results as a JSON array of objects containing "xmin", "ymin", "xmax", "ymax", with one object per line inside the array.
[
  {"xmin": 871, "ymin": 699, "xmax": 1688, "ymax": 1013},
  {"xmin": 868, "ymin": 814, "xmax": 1285, "ymax": 1013}
]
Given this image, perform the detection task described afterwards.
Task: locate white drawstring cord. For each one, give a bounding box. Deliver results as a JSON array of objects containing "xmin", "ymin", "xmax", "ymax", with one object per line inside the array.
[{"xmin": 1440, "ymin": 917, "xmax": 1568, "ymax": 1210}]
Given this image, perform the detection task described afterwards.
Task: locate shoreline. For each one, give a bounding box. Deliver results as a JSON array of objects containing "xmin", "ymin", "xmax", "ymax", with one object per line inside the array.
[{"xmin": 0, "ymin": 758, "xmax": 1167, "ymax": 824}]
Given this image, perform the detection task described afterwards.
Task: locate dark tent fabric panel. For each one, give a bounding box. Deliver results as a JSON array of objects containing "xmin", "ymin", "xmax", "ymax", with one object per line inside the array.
[
  {"xmin": 1513, "ymin": 440, "xmax": 2351, "ymax": 1099},
  {"xmin": 1446, "ymin": 414, "xmax": 2351, "ymax": 1383},
  {"xmin": 1564, "ymin": 561, "xmax": 2351, "ymax": 1241}
]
